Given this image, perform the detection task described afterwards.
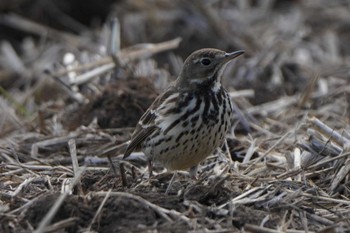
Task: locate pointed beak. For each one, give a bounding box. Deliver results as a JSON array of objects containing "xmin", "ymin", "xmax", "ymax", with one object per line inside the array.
[{"xmin": 224, "ymin": 50, "xmax": 245, "ymax": 62}]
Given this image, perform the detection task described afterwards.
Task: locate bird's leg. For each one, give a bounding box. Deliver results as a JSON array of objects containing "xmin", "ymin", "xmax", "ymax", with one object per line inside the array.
[
  {"xmin": 189, "ymin": 165, "xmax": 198, "ymax": 180},
  {"xmin": 107, "ymin": 155, "xmax": 117, "ymax": 175},
  {"xmin": 119, "ymin": 162, "xmax": 127, "ymax": 187},
  {"xmin": 147, "ymin": 160, "xmax": 153, "ymax": 179},
  {"xmin": 165, "ymin": 171, "xmax": 177, "ymax": 194}
]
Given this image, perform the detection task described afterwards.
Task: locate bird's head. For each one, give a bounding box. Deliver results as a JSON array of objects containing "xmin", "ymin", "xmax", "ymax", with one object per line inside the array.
[{"xmin": 176, "ymin": 48, "xmax": 244, "ymax": 89}]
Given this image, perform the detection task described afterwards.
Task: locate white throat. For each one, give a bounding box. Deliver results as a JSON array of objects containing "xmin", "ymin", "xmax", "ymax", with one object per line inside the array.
[{"xmin": 211, "ymin": 80, "xmax": 221, "ymax": 93}]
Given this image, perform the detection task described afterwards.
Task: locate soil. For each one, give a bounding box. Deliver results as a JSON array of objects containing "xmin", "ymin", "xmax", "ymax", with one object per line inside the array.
[{"xmin": 1, "ymin": 1, "xmax": 350, "ymax": 232}]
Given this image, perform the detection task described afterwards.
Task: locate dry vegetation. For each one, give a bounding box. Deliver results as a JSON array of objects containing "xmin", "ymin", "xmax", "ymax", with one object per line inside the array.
[{"xmin": 1, "ymin": 0, "xmax": 350, "ymax": 232}]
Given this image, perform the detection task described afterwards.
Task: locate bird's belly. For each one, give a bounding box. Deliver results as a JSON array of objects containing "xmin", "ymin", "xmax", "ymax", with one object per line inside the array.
[{"xmin": 143, "ymin": 110, "xmax": 231, "ymax": 170}]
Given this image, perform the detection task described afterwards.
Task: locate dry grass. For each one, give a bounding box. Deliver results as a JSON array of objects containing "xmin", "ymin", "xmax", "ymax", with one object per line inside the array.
[{"xmin": 0, "ymin": 1, "xmax": 350, "ymax": 232}]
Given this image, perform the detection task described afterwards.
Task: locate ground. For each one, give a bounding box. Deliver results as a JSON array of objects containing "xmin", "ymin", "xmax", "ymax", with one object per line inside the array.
[{"xmin": 0, "ymin": 1, "xmax": 350, "ymax": 232}]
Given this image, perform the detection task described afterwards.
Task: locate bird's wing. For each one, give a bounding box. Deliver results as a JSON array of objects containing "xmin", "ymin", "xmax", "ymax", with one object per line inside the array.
[
  {"xmin": 123, "ymin": 110, "xmax": 158, "ymax": 158},
  {"xmin": 123, "ymin": 85, "xmax": 177, "ymax": 158}
]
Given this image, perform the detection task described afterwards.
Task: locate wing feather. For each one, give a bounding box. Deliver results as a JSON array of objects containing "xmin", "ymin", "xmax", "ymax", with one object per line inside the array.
[{"xmin": 123, "ymin": 85, "xmax": 177, "ymax": 158}]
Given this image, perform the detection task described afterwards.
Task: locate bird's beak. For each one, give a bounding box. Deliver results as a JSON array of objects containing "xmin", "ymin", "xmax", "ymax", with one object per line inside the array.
[{"xmin": 224, "ymin": 50, "xmax": 245, "ymax": 62}]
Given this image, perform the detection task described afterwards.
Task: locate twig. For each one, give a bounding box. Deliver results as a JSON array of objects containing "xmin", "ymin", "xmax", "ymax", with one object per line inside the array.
[
  {"xmin": 93, "ymin": 191, "xmax": 192, "ymax": 225},
  {"xmin": 4, "ymin": 164, "xmax": 73, "ymax": 173},
  {"xmin": 246, "ymin": 96, "xmax": 298, "ymax": 115},
  {"xmin": 8, "ymin": 194, "xmax": 43, "ymax": 215},
  {"xmin": 69, "ymin": 63, "xmax": 114, "ymax": 85},
  {"xmin": 243, "ymin": 138, "xmax": 257, "ymax": 164},
  {"xmin": 68, "ymin": 139, "xmax": 79, "ymax": 177},
  {"xmin": 51, "ymin": 37, "xmax": 182, "ymax": 78},
  {"xmin": 86, "ymin": 189, "xmax": 112, "ymax": 231},
  {"xmin": 107, "ymin": 18, "xmax": 121, "ymax": 55},
  {"xmin": 218, "ymin": 185, "xmax": 273, "ymax": 208},
  {"xmin": 244, "ymin": 224, "xmax": 315, "ymax": 233},
  {"xmin": 9, "ymin": 177, "xmax": 35, "ymax": 197},
  {"xmin": 34, "ymin": 167, "xmax": 85, "ymax": 233},
  {"xmin": 0, "ymin": 41, "xmax": 27, "ymax": 74},
  {"xmin": 1, "ymin": 14, "xmax": 95, "ymax": 50},
  {"xmin": 31, "ymin": 135, "xmax": 78, "ymax": 157},
  {"xmin": 298, "ymin": 75, "xmax": 319, "ymax": 107},
  {"xmin": 44, "ymin": 217, "xmax": 78, "ymax": 233},
  {"xmin": 308, "ymin": 117, "xmax": 350, "ymax": 148},
  {"xmin": 248, "ymin": 130, "xmax": 292, "ymax": 169},
  {"xmin": 330, "ymin": 156, "xmax": 350, "ymax": 193},
  {"xmin": 286, "ymin": 190, "xmax": 350, "ymax": 205},
  {"xmin": 229, "ymin": 89, "xmax": 255, "ymax": 98}
]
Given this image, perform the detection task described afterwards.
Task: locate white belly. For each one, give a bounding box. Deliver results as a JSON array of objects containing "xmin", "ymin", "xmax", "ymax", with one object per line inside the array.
[{"xmin": 142, "ymin": 93, "xmax": 232, "ymax": 170}]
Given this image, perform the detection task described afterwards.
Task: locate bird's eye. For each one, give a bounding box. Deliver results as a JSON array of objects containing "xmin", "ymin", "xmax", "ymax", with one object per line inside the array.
[{"xmin": 200, "ymin": 58, "xmax": 211, "ymax": 66}]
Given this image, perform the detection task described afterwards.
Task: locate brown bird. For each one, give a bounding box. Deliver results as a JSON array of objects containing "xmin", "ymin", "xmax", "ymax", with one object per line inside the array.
[{"xmin": 123, "ymin": 48, "xmax": 244, "ymax": 178}]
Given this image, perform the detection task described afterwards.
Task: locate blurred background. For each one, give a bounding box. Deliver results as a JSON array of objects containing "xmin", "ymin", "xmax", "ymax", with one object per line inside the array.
[
  {"xmin": 1, "ymin": 1, "xmax": 350, "ymax": 232},
  {"xmin": 0, "ymin": 0, "xmax": 349, "ymax": 134}
]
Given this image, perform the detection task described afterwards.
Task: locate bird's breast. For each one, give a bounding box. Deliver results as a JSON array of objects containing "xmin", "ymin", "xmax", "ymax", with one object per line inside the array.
[{"xmin": 142, "ymin": 88, "xmax": 233, "ymax": 170}]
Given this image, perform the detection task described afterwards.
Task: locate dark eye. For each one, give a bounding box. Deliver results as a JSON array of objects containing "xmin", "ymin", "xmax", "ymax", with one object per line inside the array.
[{"xmin": 201, "ymin": 58, "xmax": 211, "ymax": 66}]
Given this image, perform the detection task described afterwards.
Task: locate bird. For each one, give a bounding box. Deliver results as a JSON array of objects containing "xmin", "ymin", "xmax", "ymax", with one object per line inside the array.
[{"xmin": 123, "ymin": 48, "xmax": 244, "ymax": 179}]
